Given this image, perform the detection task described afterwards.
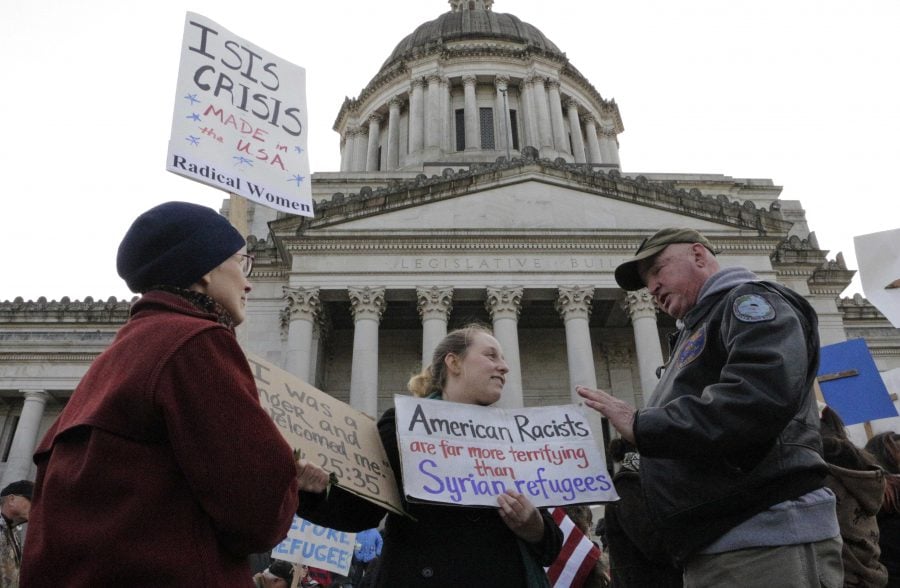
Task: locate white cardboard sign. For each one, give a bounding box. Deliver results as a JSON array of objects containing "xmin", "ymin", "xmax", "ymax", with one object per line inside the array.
[{"xmin": 393, "ymin": 396, "xmax": 618, "ymax": 507}]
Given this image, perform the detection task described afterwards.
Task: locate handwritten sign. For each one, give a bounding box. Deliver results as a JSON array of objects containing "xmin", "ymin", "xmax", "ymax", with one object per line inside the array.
[
  {"xmin": 167, "ymin": 13, "xmax": 313, "ymax": 216},
  {"xmin": 246, "ymin": 353, "xmax": 403, "ymax": 515},
  {"xmin": 272, "ymin": 516, "xmax": 356, "ymax": 576},
  {"xmin": 394, "ymin": 396, "xmax": 618, "ymax": 507}
]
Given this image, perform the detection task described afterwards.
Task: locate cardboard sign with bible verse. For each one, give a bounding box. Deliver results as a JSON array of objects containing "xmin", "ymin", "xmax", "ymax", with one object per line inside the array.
[{"xmin": 247, "ymin": 354, "xmax": 403, "ymax": 515}]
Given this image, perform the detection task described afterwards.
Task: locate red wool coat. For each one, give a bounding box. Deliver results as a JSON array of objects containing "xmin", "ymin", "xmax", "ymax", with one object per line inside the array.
[{"xmin": 21, "ymin": 291, "xmax": 299, "ymax": 587}]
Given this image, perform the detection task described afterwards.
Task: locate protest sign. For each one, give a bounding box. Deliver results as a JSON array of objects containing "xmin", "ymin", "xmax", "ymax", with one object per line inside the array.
[
  {"xmin": 167, "ymin": 13, "xmax": 313, "ymax": 216},
  {"xmin": 272, "ymin": 516, "xmax": 356, "ymax": 576},
  {"xmin": 854, "ymin": 228, "xmax": 900, "ymax": 328},
  {"xmin": 247, "ymin": 353, "xmax": 404, "ymax": 515},
  {"xmin": 393, "ymin": 396, "xmax": 618, "ymax": 507},
  {"xmin": 818, "ymin": 338, "xmax": 898, "ymax": 426}
]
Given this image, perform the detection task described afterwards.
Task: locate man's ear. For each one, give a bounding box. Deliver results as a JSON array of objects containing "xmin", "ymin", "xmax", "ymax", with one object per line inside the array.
[{"xmin": 692, "ymin": 243, "xmax": 709, "ymax": 266}]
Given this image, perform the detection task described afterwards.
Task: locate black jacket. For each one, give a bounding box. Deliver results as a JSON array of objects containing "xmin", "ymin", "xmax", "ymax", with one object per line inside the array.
[{"xmin": 633, "ymin": 279, "xmax": 827, "ymax": 561}]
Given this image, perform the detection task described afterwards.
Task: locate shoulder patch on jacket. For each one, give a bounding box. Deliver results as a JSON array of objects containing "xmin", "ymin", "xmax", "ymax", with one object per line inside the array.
[
  {"xmin": 733, "ymin": 294, "xmax": 775, "ymax": 322},
  {"xmin": 676, "ymin": 324, "xmax": 706, "ymax": 369}
]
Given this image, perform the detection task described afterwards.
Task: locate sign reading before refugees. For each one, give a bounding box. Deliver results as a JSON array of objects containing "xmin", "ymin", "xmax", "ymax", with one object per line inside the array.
[
  {"xmin": 272, "ymin": 516, "xmax": 356, "ymax": 576},
  {"xmin": 167, "ymin": 13, "xmax": 313, "ymax": 216},
  {"xmin": 247, "ymin": 353, "xmax": 403, "ymax": 515},
  {"xmin": 393, "ymin": 396, "xmax": 618, "ymax": 507}
]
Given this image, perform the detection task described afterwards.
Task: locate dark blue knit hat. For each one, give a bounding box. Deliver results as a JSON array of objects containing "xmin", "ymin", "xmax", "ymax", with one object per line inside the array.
[{"xmin": 116, "ymin": 201, "xmax": 245, "ymax": 293}]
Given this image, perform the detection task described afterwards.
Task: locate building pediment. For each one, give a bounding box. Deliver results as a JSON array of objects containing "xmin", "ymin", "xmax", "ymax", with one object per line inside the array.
[{"xmin": 272, "ymin": 155, "xmax": 792, "ymax": 238}]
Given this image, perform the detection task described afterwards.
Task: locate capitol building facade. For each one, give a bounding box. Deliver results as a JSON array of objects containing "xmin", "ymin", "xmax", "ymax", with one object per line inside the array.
[{"xmin": 2, "ymin": 0, "xmax": 898, "ymax": 486}]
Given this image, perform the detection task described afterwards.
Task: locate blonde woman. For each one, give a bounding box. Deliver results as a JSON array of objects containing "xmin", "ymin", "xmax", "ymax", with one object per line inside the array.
[{"xmin": 297, "ymin": 325, "xmax": 562, "ymax": 587}]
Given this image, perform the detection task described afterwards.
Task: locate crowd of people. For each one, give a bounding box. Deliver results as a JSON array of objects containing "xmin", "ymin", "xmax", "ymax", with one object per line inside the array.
[{"xmin": 3, "ymin": 203, "xmax": 898, "ymax": 588}]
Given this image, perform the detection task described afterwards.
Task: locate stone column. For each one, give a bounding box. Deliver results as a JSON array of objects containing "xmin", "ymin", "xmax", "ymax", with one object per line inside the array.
[
  {"xmin": 340, "ymin": 133, "xmax": 351, "ymax": 172},
  {"xmin": 386, "ymin": 96, "xmax": 401, "ymax": 170},
  {"xmin": 1, "ymin": 390, "xmax": 49, "ymax": 487},
  {"xmin": 366, "ymin": 114, "xmax": 382, "ymax": 172},
  {"xmin": 462, "ymin": 75, "xmax": 480, "ymax": 150},
  {"xmin": 566, "ymin": 99, "xmax": 587, "ymax": 163},
  {"xmin": 520, "ymin": 77, "xmax": 538, "ymax": 149},
  {"xmin": 583, "ymin": 114, "xmax": 602, "ymax": 164},
  {"xmin": 494, "ymin": 75, "xmax": 512, "ymax": 155},
  {"xmin": 309, "ymin": 306, "xmax": 331, "ymax": 387},
  {"xmin": 409, "ymin": 78, "xmax": 425, "ymax": 154},
  {"xmin": 441, "ymin": 77, "xmax": 451, "ymax": 153},
  {"xmin": 531, "ymin": 76, "xmax": 554, "ymax": 152},
  {"xmin": 283, "ymin": 286, "xmax": 321, "ymax": 383},
  {"xmin": 485, "ymin": 286, "xmax": 524, "ymax": 408},
  {"xmin": 342, "ymin": 129, "xmax": 357, "ymax": 172},
  {"xmin": 425, "ymin": 74, "xmax": 443, "ymax": 152},
  {"xmin": 417, "ymin": 286, "xmax": 453, "ymax": 367},
  {"xmin": 599, "ymin": 116, "xmax": 621, "ymax": 165},
  {"xmin": 353, "ymin": 126, "xmax": 369, "ymax": 172},
  {"xmin": 624, "ymin": 290, "xmax": 664, "ymax": 403},
  {"xmin": 348, "ymin": 287, "xmax": 386, "ymax": 417},
  {"xmin": 547, "ymin": 80, "xmax": 568, "ymax": 153},
  {"xmin": 556, "ymin": 287, "xmax": 598, "ymax": 403}
]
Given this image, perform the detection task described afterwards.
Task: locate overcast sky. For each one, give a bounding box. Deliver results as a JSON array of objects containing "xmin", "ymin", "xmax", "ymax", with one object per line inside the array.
[{"xmin": 3, "ymin": 0, "xmax": 898, "ymax": 302}]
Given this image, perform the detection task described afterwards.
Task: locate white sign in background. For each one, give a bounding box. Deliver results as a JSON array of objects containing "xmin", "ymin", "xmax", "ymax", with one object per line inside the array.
[
  {"xmin": 855, "ymin": 227, "xmax": 900, "ymax": 328},
  {"xmin": 272, "ymin": 516, "xmax": 356, "ymax": 576},
  {"xmin": 393, "ymin": 396, "xmax": 618, "ymax": 508},
  {"xmin": 167, "ymin": 13, "xmax": 313, "ymax": 217}
]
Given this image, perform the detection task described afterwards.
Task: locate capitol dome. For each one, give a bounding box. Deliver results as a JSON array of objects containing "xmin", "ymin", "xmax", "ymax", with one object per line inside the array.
[
  {"xmin": 333, "ymin": 0, "xmax": 623, "ymax": 173},
  {"xmin": 382, "ymin": 8, "xmax": 564, "ymax": 70}
]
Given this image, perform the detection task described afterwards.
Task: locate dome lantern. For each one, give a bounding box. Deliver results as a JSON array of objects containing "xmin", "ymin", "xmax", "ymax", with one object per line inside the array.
[{"xmin": 449, "ymin": 0, "xmax": 494, "ymax": 11}]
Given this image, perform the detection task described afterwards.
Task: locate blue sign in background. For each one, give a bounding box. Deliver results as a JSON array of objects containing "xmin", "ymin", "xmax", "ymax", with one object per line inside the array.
[{"xmin": 818, "ymin": 338, "xmax": 898, "ymax": 425}]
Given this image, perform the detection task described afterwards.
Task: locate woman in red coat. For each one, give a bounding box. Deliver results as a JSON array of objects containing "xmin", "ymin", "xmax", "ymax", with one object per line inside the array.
[{"xmin": 21, "ymin": 202, "xmax": 327, "ymax": 587}]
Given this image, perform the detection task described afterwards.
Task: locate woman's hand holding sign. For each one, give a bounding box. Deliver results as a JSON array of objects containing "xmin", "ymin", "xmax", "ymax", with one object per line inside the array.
[
  {"xmin": 497, "ymin": 490, "xmax": 545, "ymax": 544},
  {"xmin": 296, "ymin": 457, "xmax": 330, "ymax": 493}
]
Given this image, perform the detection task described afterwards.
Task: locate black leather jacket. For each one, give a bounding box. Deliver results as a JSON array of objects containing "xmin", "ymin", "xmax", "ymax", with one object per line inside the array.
[{"xmin": 632, "ymin": 279, "xmax": 827, "ymax": 561}]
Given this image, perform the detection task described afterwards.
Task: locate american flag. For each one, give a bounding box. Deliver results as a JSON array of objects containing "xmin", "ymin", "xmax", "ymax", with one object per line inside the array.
[{"xmin": 544, "ymin": 507, "xmax": 602, "ymax": 588}]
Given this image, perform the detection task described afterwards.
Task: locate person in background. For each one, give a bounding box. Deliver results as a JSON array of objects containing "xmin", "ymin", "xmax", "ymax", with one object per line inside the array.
[
  {"xmin": 296, "ymin": 324, "xmax": 563, "ymax": 586},
  {"xmin": 254, "ymin": 560, "xmax": 297, "ymax": 588},
  {"xmin": 602, "ymin": 439, "xmax": 681, "ymax": 588},
  {"xmin": 0, "ymin": 480, "xmax": 33, "ymax": 588},
  {"xmin": 819, "ymin": 406, "xmax": 887, "ymax": 586},
  {"xmin": 578, "ymin": 227, "xmax": 842, "ymax": 587},
  {"xmin": 562, "ymin": 504, "xmax": 610, "ymax": 588},
  {"xmin": 348, "ymin": 528, "xmax": 383, "ymax": 586},
  {"xmin": 865, "ymin": 432, "xmax": 900, "ymax": 586},
  {"xmin": 21, "ymin": 201, "xmax": 328, "ymax": 587}
]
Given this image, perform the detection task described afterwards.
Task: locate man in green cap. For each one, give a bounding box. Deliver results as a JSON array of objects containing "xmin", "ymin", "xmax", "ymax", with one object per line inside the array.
[{"xmin": 578, "ymin": 227, "xmax": 843, "ymax": 586}]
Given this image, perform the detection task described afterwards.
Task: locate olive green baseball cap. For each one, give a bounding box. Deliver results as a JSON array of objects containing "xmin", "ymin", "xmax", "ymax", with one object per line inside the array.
[{"xmin": 614, "ymin": 228, "xmax": 716, "ymax": 291}]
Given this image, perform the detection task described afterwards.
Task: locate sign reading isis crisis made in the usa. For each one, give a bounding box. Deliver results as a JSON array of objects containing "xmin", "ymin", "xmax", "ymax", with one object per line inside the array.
[
  {"xmin": 166, "ymin": 13, "xmax": 313, "ymax": 216},
  {"xmin": 246, "ymin": 354, "xmax": 404, "ymax": 515},
  {"xmin": 393, "ymin": 396, "xmax": 619, "ymax": 507}
]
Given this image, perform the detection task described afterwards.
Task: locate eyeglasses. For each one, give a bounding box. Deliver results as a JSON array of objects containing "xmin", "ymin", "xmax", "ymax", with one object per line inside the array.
[{"xmin": 237, "ymin": 253, "xmax": 254, "ymax": 277}]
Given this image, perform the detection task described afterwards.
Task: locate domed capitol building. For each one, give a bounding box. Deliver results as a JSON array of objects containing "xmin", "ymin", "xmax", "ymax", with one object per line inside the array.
[{"xmin": 1, "ymin": 0, "xmax": 898, "ymax": 485}]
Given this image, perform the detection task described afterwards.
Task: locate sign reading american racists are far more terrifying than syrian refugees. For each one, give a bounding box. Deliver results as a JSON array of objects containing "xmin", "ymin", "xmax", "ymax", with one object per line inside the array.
[
  {"xmin": 167, "ymin": 13, "xmax": 313, "ymax": 217},
  {"xmin": 394, "ymin": 396, "xmax": 619, "ymax": 507}
]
